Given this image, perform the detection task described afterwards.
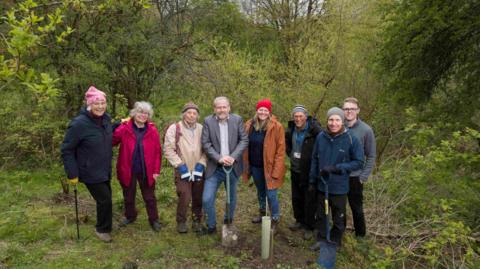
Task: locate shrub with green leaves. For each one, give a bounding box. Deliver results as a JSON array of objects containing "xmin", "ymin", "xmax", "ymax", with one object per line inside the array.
[{"xmin": 372, "ymin": 127, "xmax": 480, "ymax": 268}]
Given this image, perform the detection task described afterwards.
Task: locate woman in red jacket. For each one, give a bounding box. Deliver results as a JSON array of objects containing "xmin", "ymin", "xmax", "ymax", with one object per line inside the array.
[{"xmin": 113, "ymin": 101, "xmax": 162, "ymax": 231}]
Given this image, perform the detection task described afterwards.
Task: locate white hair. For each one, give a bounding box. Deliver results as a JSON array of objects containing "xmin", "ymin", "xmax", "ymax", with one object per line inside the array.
[
  {"xmin": 213, "ymin": 96, "xmax": 230, "ymax": 107},
  {"xmin": 129, "ymin": 101, "xmax": 154, "ymax": 119}
]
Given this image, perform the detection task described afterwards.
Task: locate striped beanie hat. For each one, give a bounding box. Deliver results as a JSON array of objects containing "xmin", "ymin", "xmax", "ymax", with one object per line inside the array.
[{"xmin": 291, "ymin": 105, "xmax": 308, "ymax": 116}]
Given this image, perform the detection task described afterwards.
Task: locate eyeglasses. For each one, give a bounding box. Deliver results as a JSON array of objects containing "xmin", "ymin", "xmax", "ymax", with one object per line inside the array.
[{"xmin": 343, "ymin": 108, "xmax": 358, "ymax": 112}]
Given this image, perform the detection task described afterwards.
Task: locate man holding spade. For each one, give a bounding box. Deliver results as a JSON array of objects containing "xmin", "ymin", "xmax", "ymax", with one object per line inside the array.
[
  {"xmin": 309, "ymin": 107, "xmax": 364, "ymax": 267},
  {"xmin": 199, "ymin": 96, "xmax": 248, "ymax": 235}
]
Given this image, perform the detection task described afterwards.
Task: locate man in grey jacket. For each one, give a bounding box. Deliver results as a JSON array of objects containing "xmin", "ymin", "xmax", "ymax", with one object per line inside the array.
[
  {"xmin": 199, "ymin": 96, "xmax": 249, "ymax": 234},
  {"xmin": 343, "ymin": 97, "xmax": 376, "ymax": 237}
]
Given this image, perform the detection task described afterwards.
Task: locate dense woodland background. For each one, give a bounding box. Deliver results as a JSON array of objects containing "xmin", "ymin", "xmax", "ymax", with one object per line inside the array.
[{"xmin": 0, "ymin": 0, "xmax": 479, "ymax": 268}]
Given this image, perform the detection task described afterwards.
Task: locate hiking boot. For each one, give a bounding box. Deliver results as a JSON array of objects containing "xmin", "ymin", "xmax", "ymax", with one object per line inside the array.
[
  {"xmin": 271, "ymin": 219, "xmax": 279, "ymax": 235},
  {"xmin": 355, "ymin": 232, "xmax": 366, "ymax": 238},
  {"xmin": 223, "ymin": 218, "xmax": 233, "ymax": 225},
  {"xmin": 251, "ymin": 215, "xmax": 262, "ymax": 223},
  {"xmin": 197, "ymin": 226, "xmax": 216, "ymax": 236},
  {"xmin": 118, "ymin": 218, "xmax": 135, "ymax": 227},
  {"xmin": 150, "ymin": 221, "xmax": 162, "ymax": 232},
  {"xmin": 251, "ymin": 209, "xmax": 266, "ymax": 224},
  {"xmin": 192, "ymin": 220, "xmax": 202, "ymax": 233},
  {"xmin": 177, "ymin": 222, "xmax": 188, "ymax": 233},
  {"xmin": 288, "ymin": 221, "xmax": 302, "ymax": 231},
  {"xmin": 310, "ymin": 241, "xmax": 321, "ymax": 251},
  {"xmin": 304, "ymin": 229, "xmax": 314, "ymax": 240},
  {"xmin": 95, "ymin": 231, "xmax": 112, "ymax": 243}
]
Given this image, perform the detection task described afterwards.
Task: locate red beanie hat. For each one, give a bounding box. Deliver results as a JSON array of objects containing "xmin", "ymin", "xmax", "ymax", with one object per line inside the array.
[{"xmin": 256, "ymin": 99, "xmax": 272, "ymax": 113}]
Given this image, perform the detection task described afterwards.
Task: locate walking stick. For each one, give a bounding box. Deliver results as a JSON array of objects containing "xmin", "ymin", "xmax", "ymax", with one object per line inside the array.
[{"xmin": 74, "ymin": 184, "xmax": 80, "ymax": 240}]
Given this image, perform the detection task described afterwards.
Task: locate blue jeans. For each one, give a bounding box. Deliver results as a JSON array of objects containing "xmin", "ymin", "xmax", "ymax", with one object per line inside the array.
[
  {"xmin": 202, "ymin": 166, "xmax": 239, "ymax": 229},
  {"xmin": 250, "ymin": 166, "xmax": 280, "ymax": 220}
]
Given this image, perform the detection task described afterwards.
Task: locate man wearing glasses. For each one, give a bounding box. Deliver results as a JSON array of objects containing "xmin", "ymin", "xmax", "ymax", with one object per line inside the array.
[{"xmin": 342, "ymin": 97, "xmax": 376, "ymax": 238}]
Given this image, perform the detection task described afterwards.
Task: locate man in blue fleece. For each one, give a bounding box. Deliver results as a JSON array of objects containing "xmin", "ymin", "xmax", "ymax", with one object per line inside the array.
[{"xmin": 309, "ymin": 107, "xmax": 364, "ymax": 247}]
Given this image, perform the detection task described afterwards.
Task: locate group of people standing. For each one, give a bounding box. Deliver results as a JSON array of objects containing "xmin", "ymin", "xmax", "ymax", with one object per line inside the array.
[
  {"xmin": 61, "ymin": 86, "xmax": 376, "ymax": 258},
  {"xmin": 285, "ymin": 100, "xmax": 376, "ymax": 251}
]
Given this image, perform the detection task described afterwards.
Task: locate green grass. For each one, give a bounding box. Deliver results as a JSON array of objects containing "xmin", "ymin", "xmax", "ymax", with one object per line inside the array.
[{"xmin": 0, "ymin": 167, "xmax": 378, "ymax": 268}]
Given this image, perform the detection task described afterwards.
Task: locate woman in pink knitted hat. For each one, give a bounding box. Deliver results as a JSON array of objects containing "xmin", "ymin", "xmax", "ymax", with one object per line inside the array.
[{"xmin": 61, "ymin": 86, "xmax": 114, "ymax": 243}]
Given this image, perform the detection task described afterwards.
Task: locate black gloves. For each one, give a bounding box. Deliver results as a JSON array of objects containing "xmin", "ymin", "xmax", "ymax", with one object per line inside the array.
[
  {"xmin": 321, "ymin": 165, "xmax": 341, "ymax": 175},
  {"xmin": 320, "ymin": 169, "xmax": 329, "ymax": 177}
]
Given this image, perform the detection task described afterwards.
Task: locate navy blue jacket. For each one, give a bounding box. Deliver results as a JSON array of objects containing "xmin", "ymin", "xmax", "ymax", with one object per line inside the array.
[
  {"xmin": 61, "ymin": 108, "xmax": 113, "ymax": 184},
  {"xmin": 309, "ymin": 130, "xmax": 364, "ymax": 194}
]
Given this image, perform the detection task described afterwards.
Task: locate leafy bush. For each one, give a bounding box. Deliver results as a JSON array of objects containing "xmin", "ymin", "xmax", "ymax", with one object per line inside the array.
[{"xmin": 370, "ymin": 127, "xmax": 480, "ymax": 268}]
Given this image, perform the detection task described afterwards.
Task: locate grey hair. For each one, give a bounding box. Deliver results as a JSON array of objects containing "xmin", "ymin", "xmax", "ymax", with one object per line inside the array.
[
  {"xmin": 213, "ymin": 96, "xmax": 230, "ymax": 107},
  {"xmin": 129, "ymin": 101, "xmax": 154, "ymax": 119}
]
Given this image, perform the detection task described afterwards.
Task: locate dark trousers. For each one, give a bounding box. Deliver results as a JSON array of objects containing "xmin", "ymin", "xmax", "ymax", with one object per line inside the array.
[
  {"xmin": 175, "ymin": 173, "xmax": 204, "ymax": 223},
  {"xmin": 291, "ymin": 171, "xmax": 317, "ymax": 230},
  {"xmin": 122, "ymin": 174, "xmax": 159, "ymax": 224},
  {"xmin": 317, "ymin": 192, "xmax": 347, "ymax": 246},
  {"xmin": 85, "ymin": 180, "xmax": 112, "ymax": 233},
  {"xmin": 348, "ymin": 176, "xmax": 366, "ymax": 237}
]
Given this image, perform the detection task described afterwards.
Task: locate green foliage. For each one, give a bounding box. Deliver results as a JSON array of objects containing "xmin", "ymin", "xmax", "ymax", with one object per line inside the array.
[
  {"xmin": 378, "ymin": 0, "xmax": 480, "ymax": 127},
  {"xmin": 1, "ymin": 0, "xmax": 70, "ymax": 79},
  {"xmin": 182, "ymin": 42, "xmax": 277, "ymax": 117},
  {"xmin": 375, "ymin": 127, "xmax": 480, "ymax": 267},
  {"xmin": 44, "ymin": 0, "xmax": 176, "ymax": 111},
  {"xmin": 0, "ymin": 0, "xmax": 72, "ymax": 166},
  {"xmin": 0, "ymin": 0, "xmax": 196, "ymax": 166},
  {"xmin": 193, "ymin": 0, "xmax": 282, "ymax": 58}
]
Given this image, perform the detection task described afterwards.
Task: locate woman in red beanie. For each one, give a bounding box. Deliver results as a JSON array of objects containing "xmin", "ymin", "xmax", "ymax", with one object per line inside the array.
[{"xmin": 242, "ymin": 99, "xmax": 286, "ymax": 230}]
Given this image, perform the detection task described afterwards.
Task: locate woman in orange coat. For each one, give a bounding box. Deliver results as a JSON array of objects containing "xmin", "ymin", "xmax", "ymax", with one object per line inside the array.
[{"xmin": 242, "ymin": 99, "xmax": 286, "ymax": 227}]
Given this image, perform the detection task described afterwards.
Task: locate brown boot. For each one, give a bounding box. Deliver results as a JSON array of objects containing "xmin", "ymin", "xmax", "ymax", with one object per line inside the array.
[
  {"xmin": 192, "ymin": 220, "xmax": 202, "ymax": 233},
  {"xmin": 177, "ymin": 222, "xmax": 188, "ymax": 233},
  {"xmin": 251, "ymin": 209, "xmax": 266, "ymax": 224},
  {"xmin": 151, "ymin": 221, "xmax": 162, "ymax": 232},
  {"xmin": 304, "ymin": 229, "xmax": 314, "ymax": 240},
  {"xmin": 271, "ymin": 218, "xmax": 279, "ymax": 235},
  {"xmin": 95, "ymin": 231, "xmax": 112, "ymax": 243},
  {"xmin": 288, "ymin": 221, "xmax": 302, "ymax": 231}
]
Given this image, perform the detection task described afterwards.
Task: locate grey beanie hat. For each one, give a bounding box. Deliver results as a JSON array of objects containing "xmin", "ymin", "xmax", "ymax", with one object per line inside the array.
[
  {"xmin": 292, "ymin": 105, "xmax": 308, "ymax": 116},
  {"xmin": 327, "ymin": 107, "xmax": 344, "ymax": 122}
]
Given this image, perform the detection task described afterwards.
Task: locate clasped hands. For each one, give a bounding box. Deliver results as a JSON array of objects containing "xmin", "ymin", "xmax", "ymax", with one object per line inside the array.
[
  {"xmin": 218, "ymin": 156, "xmax": 235, "ymax": 166},
  {"xmin": 320, "ymin": 165, "xmax": 341, "ymax": 177}
]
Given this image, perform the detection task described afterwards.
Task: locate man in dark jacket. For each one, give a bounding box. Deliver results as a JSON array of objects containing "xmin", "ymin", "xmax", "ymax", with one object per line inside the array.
[
  {"xmin": 61, "ymin": 86, "xmax": 113, "ymax": 242},
  {"xmin": 285, "ymin": 105, "xmax": 322, "ymax": 240},
  {"xmin": 309, "ymin": 107, "xmax": 364, "ymax": 249}
]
